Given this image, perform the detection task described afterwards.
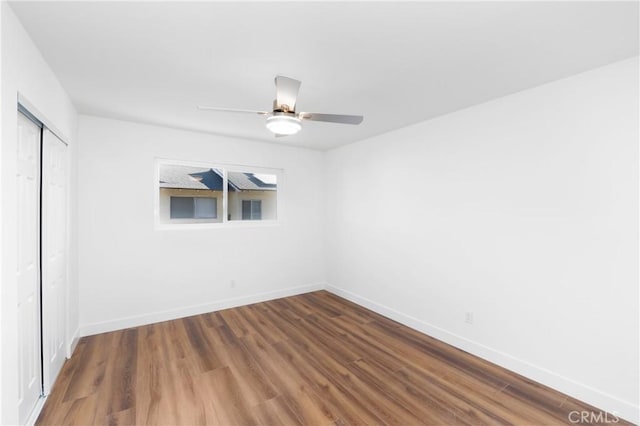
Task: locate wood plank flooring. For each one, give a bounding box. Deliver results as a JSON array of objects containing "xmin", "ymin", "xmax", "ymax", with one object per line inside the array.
[{"xmin": 36, "ymin": 291, "xmax": 629, "ymax": 425}]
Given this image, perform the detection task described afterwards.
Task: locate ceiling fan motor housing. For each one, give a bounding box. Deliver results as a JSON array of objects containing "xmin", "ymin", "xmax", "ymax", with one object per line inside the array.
[{"xmin": 273, "ymin": 99, "xmax": 294, "ymax": 113}]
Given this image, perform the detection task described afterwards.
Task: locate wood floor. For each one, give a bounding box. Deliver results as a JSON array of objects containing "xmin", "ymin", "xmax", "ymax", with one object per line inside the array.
[{"xmin": 37, "ymin": 291, "xmax": 627, "ymax": 425}]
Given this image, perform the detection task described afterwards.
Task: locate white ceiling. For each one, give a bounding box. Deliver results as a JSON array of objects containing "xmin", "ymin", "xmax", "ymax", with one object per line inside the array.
[{"xmin": 9, "ymin": 1, "xmax": 639, "ymax": 150}]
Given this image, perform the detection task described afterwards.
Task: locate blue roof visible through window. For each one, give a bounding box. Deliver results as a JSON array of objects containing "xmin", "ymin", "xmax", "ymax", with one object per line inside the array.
[{"xmin": 159, "ymin": 165, "xmax": 276, "ymax": 192}]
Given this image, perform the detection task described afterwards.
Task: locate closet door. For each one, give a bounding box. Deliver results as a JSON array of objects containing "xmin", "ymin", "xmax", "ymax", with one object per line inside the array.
[
  {"xmin": 16, "ymin": 112, "xmax": 42, "ymax": 424},
  {"xmin": 41, "ymin": 129, "xmax": 68, "ymax": 393}
]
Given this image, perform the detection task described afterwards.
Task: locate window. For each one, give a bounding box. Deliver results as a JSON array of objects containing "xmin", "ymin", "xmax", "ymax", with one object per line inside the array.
[
  {"xmin": 227, "ymin": 171, "xmax": 277, "ymax": 222},
  {"xmin": 242, "ymin": 200, "xmax": 262, "ymax": 220},
  {"xmin": 156, "ymin": 160, "xmax": 279, "ymax": 227},
  {"xmin": 170, "ymin": 197, "xmax": 217, "ymax": 219}
]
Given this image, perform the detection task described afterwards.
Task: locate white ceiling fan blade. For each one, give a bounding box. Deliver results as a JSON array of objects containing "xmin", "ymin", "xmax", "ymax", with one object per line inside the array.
[
  {"xmin": 299, "ymin": 112, "xmax": 363, "ymax": 125},
  {"xmin": 197, "ymin": 105, "xmax": 269, "ymax": 115},
  {"xmin": 275, "ymin": 76, "xmax": 301, "ymax": 112}
]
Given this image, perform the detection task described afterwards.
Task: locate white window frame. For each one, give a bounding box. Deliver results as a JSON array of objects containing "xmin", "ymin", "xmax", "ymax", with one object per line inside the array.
[{"xmin": 154, "ymin": 158, "xmax": 282, "ymax": 230}]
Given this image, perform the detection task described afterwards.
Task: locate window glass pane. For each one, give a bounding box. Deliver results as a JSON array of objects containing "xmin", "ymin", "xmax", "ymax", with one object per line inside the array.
[
  {"xmin": 251, "ymin": 200, "xmax": 262, "ymax": 220},
  {"xmin": 159, "ymin": 164, "xmax": 223, "ymax": 223},
  {"xmin": 228, "ymin": 172, "xmax": 277, "ymax": 221},
  {"xmin": 170, "ymin": 197, "xmax": 194, "ymax": 218},
  {"xmin": 195, "ymin": 197, "xmax": 216, "ymax": 218},
  {"xmin": 242, "ymin": 200, "xmax": 251, "ymax": 220}
]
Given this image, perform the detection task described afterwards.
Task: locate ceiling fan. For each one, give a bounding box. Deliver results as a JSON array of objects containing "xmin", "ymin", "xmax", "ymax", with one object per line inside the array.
[{"xmin": 198, "ymin": 76, "xmax": 363, "ymax": 137}]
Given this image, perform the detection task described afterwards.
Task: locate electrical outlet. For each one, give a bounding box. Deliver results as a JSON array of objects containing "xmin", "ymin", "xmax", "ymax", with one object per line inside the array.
[{"xmin": 465, "ymin": 312, "xmax": 474, "ymax": 324}]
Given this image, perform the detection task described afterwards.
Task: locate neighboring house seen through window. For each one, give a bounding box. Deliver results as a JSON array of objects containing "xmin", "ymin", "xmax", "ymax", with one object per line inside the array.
[{"xmin": 157, "ymin": 161, "xmax": 278, "ymax": 226}]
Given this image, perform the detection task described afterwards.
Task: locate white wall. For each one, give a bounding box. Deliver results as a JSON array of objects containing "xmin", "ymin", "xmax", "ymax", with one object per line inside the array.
[
  {"xmin": 325, "ymin": 57, "xmax": 639, "ymax": 423},
  {"xmin": 0, "ymin": 4, "xmax": 4, "ymax": 423},
  {"xmin": 77, "ymin": 116, "xmax": 326, "ymax": 335},
  {"xmin": 0, "ymin": 4, "xmax": 4, "ymax": 422},
  {"xmin": 0, "ymin": 3, "xmax": 78, "ymax": 424}
]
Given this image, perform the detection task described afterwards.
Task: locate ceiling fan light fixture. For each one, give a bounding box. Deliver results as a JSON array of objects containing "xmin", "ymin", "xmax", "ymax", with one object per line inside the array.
[{"xmin": 266, "ymin": 114, "xmax": 302, "ymax": 135}]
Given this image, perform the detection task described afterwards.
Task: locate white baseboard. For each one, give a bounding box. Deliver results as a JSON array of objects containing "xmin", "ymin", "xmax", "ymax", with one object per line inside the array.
[
  {"xmin": 67, "ymin": 327, "xmax": 80, "ymax": 359},
  {"xmin": 326, "ymin": 284, "xmax": 639, "ymax": 425},
  {"xmin": 79, "ymin": 282, "xmax": 326, "ymax": 337},
  {"xmin": 25, "ymin": 396, "xmax": 46, "ymax": 426}
]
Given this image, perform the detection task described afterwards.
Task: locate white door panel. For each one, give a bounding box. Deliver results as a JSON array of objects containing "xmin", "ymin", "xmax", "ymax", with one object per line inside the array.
[
  {"xmin": 42, "ymin": 129, "xmax": 67, "ymax": 394},
  {"xmin": 16, "ymin": 112, "xmax": 42, "ymax": 424}
]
